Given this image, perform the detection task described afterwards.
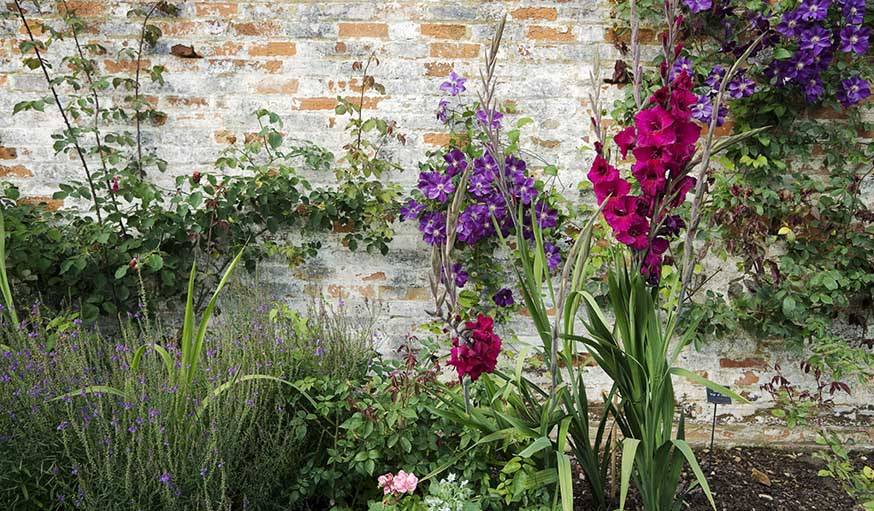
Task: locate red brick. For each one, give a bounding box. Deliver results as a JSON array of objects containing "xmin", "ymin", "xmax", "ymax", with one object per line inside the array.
[
  {"xmin": 734, "ymin": 371, "xmax": 760, "ymax": 386},
  {"xmin": 248, "ymin": 42, "xmax": 297, "ymax": 57},
  {"xmin": 0, "ymin": 164, "xmax": 31, "ymax": 177},
  {"xmin": 527, "ymin": 26, "xmax": 575, "ymax": 42},
  {"xmin": 511, "ymin": 7, "xmax": 558, "ymax": 21},
  {"xmin": 362, "ymin": 272, "xmax": 387, "ymax": 281},
  {"xmin": 255, "ymin": 78, "xmax": 300, "ymax": 95},
  {"xmin": 424, "ymin": 62, "xmax": 452, "ymax": 77},
  {"xmin": 719, "ymin": 357, "xmax": 768, "ymax": 369},
  {"xmin": 104, "ymin": 59, "xmax": 150, "ymax": 73},
  {"xmin": 165, "ymin": 96, "xmax": 208, "ymax": 107},
  {"xmin": 210, "ymin": 42, "xmax": 244, "ymax": 57},
  {"xmin": 18, "ymin": 195, "xmax": 63, "ymax": 211},
  {"xmin": 605, "ymin": 27, "xmax": 657, "ymax": 45},
  {"xmin": 338, "ymin": 23, "xmax": 388, "ymax": 39},
  {"xmin": 0, "ymin": 147, "xmax": 17, "ymax": 160},
  {"xmin": 232, "ymin": 21, "xmax": 282, "ymax": 37},
  {"xmin": 214, "ymin": 130, "xmax": 237, "ymax": 145},
  {"xmin": 194, "ymin": 2, "xmax": 237, "ymax": 16},
  {"xmin": 429, "ymin": 43, "xmax": 479, "ymax": 59},
  {"xmin": 58, "ymin": 1, "xmax": 105, "ymax": 17},
  {"xmin": 423, "ymin": 133, "xmax": 452, "ymax": 146},
  {"xmin": 295, "ymin": 97, "xmax": 338, "ymax": 111},
  {"xmin": 420, "ymin": 24, "xmax": 467, "ymax": 39}
]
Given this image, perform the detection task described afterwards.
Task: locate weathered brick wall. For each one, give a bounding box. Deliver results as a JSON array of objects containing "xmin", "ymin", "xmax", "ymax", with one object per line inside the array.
[{"xmin": 0, "ymin": 1, "xmax": 871, "ymax": 443}]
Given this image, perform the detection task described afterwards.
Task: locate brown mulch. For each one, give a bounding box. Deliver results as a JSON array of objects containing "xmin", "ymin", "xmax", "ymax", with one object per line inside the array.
[{"xmin": 573, "ymin": 446, "xmax": 863, "ymax": 510}]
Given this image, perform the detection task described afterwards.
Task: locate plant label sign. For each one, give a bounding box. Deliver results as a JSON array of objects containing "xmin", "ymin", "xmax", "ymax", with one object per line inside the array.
[{"xmin": 706, "ymin": 387, "xmax": 732, "ymax": 405}]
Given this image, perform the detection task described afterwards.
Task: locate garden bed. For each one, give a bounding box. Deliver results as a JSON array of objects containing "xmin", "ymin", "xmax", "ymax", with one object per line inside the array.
[{"xmin": 574, "ymin": 447, "xmax": 862, "ymax": 510}]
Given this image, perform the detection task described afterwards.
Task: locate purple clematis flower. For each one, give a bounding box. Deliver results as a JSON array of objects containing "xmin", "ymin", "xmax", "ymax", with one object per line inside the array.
[
  {"xmin": 451, "ymin": 263, "xmax": 468, "ymax": 288},
  {"xmin": 803, "ymin": 76, "xmax": 825, "ymax": 103},
  {"xmin": 468, "ymin": 171, "xmax": 494, "ymax": 199},
  {"xmin": 493, "ymin": 288, "xmax": 514, "ymax": 307},
  {"xmin": 799, "ymin": 0, "xmax": 830, "ymax": 21},
  {"xmin": 704, "ymin": 65, "xmax": 726, "ymax": 91},
  {"xmin": 776, "ymin": 9, "xmax": 803, "ymax": 38},
  {"xmin": 683, "ymin": 0, "xmax": 712, "ymax": 13},
  {"xmin": 418, "ymin": 211, "xmax": 447, "ymax": 245},
  {"xmin": 436, "ymin": 98, "xmax": 449, "ymax": 123},
  {"xmin": 439, "ymin": 71, "xmax": 467, "ymax": 96},
  {"xmin": 727, "ymin": 73, "xmax": 756, "ymax": 99},
  {"xmin": 457, "ymin": 204, "xmax": 490, "ymax": 244},
  {"xmin": 544, "ymin": 242, "xmax": 562, "ymax": 271},
  {"xmin": 799, "ymin": 26, "xmax": 832, "ymax": 54},
  {"xmin": 399, "ymin": 199, "xmax": 425, "ymax": 221},
  {"xmin": 418, "ymin": 171, "xmax": 455, "ymax": 202},
  {"xmin": 444, "ymin": 148, "xmax": 468, "ymax": 177},
  {"xmin": 476, "ymin": 109, "xmax": 503, "ymax": 130},
  {"xmin": 837, "ymin": 75, "xmax": 871, "ymax": 107},
  {"xmin": 513, "ymin": 174, "xmax": 539, "ymax": 205},
  {"xmin": 841, "ymin": 0, "xmax": 865, "ymax": 24},
  {"xmin": 840, "ymin": 25, "xmax": 870, "ymax": 54},
  {"xmin": 670, "ymin": 57, "xmax": 695, "ymax": 81}
]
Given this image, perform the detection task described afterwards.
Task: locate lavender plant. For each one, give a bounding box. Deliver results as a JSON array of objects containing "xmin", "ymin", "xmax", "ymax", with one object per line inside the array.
[{"xmin": 0, "ymin": 285, "xmax": 382, "ymax": 509}]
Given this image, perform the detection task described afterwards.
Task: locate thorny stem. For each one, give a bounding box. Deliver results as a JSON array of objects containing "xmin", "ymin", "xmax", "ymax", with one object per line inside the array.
[
  {"xmin": 14, "ymin": 0, "xmax": 103, "ymax": 224},
  {"xmin": 135, "ymin": 2, "xmax": 161, "ymax": 178},
  {"xmin": 63, "ymin": 1, "xmax": 128, "ymax": 237}
]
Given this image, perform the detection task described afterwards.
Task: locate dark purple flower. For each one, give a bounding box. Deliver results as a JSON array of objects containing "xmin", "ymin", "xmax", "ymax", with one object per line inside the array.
[
  {"xmin": 704, "ymin": 65, "xmax": 726, "ymax": 90},
  {"xmin": 476, "ymin": 109, "xmax": 503, "ymax": 130},
  {"xmin": 535, "ymin": 202, "xmax": 558, "ymax": 229},
  {"xmin": 452, "ymin": 263, "xmax": 468, "ymax": 288},
  {"xmin": 493, "ymin": 288, "xmax": 514, "ymax": 307},
  {"xmin": 661, "ymin": 215, "xmax": 687, "ymax": 236},
  {"xmin": 837, "ymin": 75, "xmax": 870, "ymax": 107},
  {"xmin": 57, "ymin": 421, "xmax": 70, "ymax": 431},
  {"xmin": 776, "ymin": 9, "xmax": 803, "ymax": 37},
  {"xmin": 544, "ymin": 242, "xmax": 561, "ymax": 271},
  {"xmin": 468, "ymin": 171, "xmax": 494, "ymax": 199},
  {"xmin": 513, "ymin": 174, "xmax": 539, "ymax": 205},
  {"xmin": 504, "ymin": 155, "xmax": 527, "ymax": 179},
  {"xmin": 418, "ymin": 171, "xmax": 455, "ymax": 202},
  {"xmin": 485, "ymin": 194, "xmax": 508, "ymax": 221},
  {"xmin": 400, "ymin": 199, "xmax": 425, "ymax": 221},
  {"xmin": 799, "ymin": 26, "xmax": 832, "ymax": 54},
  {"xmin": 436, "ymin": 98, "xmax": 449, "ymax": 123},
  {"xmin": 799, "ymin": 0, "xmax": 830, "ymax": 21},
  {"xmin": 475, "ymin": 153, "xmax": 500, "ymax": 175},
  {"xmin": 439, "ymin": 71, "xmax": 467, "ymax": 96},
  {"xmin": 419, "ymin": 211, "xmax": 447, "ymax": 245},
  {"xmin": 684, "ymin": 0, "xmax": 712, "ymax": 13},
  {"xmin": 457, "ymin": 204, "xmax": 490, "ymax": 244},
  {"xmin": 444, "ymin": 148, "xmax": 468, "ymax": 177},
  {"xmin": 727, "ymin": 73, "xmax": 756, "ymax": 99},
  {"xmin": 840, "ymin": 25, "xmax": 869, "ymax": 54},
  {"xmin": 159, "ymin": 471, "xmax": 173, "ymax": 487},
  {"xmin": 691, "ymin": 95, "xmax": 728, "ymax": 126},
  {"xmin": 841, "ymin": 0, "xmax": 865, "ymax": 24},
  {"xmin": 785, "ymin": 51, "xmax": 816, "ymax": 81},
  {"xmin": 803, "ymin": 76, "xmax": 825, "ymax": 102}
]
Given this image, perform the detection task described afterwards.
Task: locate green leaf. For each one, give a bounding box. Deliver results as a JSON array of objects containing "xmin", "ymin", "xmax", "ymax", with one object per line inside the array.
[
  {"xmin": 114, "ymin": 265, "xmax": 128, "ymax": 279},
  {"xmin": 518, "ymin": 436, "xmax": 551, "ymax": 458},
  {"xmin": 772, "ymin": 48, "xmax": 793, "ymax": 59},
  {"xmin": 619, "ymin": 438, "xmax": 639, "ymax": 511},
  {"xmin": 672, "ymin": 440, "xmax": 716, "ymax": 510},
  {"xmin": 557, "ymin": 452, "xmax": 574, "ymax": 511}
]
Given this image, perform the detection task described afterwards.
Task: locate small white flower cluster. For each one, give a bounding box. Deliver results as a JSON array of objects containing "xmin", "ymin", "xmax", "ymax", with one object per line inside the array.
[{"xmin": 423, "ymin": 473, "xmax": 477, "ymax": 511}]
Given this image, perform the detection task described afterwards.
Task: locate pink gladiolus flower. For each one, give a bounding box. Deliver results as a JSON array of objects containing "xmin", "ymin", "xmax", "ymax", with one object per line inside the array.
[
  {"xmin": 594, "ymin": 177, "xmax": 631, "ymax": 204},
  {"xmin": 604, "ymin": 196, "xmax": 640, "ymax": 232},
  {"xmin": 614, "ymin": 126, "xmax": 637, "ymax": 159},
  {"xmin": 587, "ymin": 155, "xmax": 620, "ymax": 185},
  {"xmin": 632, "ymin": 159, "xmax": 667, "ymax": 197},
  {"xmin": 635, "ymin": 106, "xmax": 676, "ymax": 147},
  {"xmin": 615, "ymin": 215, "xmax": 650, "ymax": 250},
  {"xmin": 671, "ymin": 175, "xmax": 697, "ymax": 207},
  {"xmin": 448, "ymin": 314, "xmax": 502, "ymax": 382}
]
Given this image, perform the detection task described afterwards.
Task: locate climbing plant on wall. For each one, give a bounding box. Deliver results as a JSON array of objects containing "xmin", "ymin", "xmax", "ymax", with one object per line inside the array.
[
  {"xmin": 609, "ymin": 0, "xmax": 873, "ymax": 378},
  {"xmin": 1, "ymin": 1, "xmax": 403, "ymax": 320}
]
